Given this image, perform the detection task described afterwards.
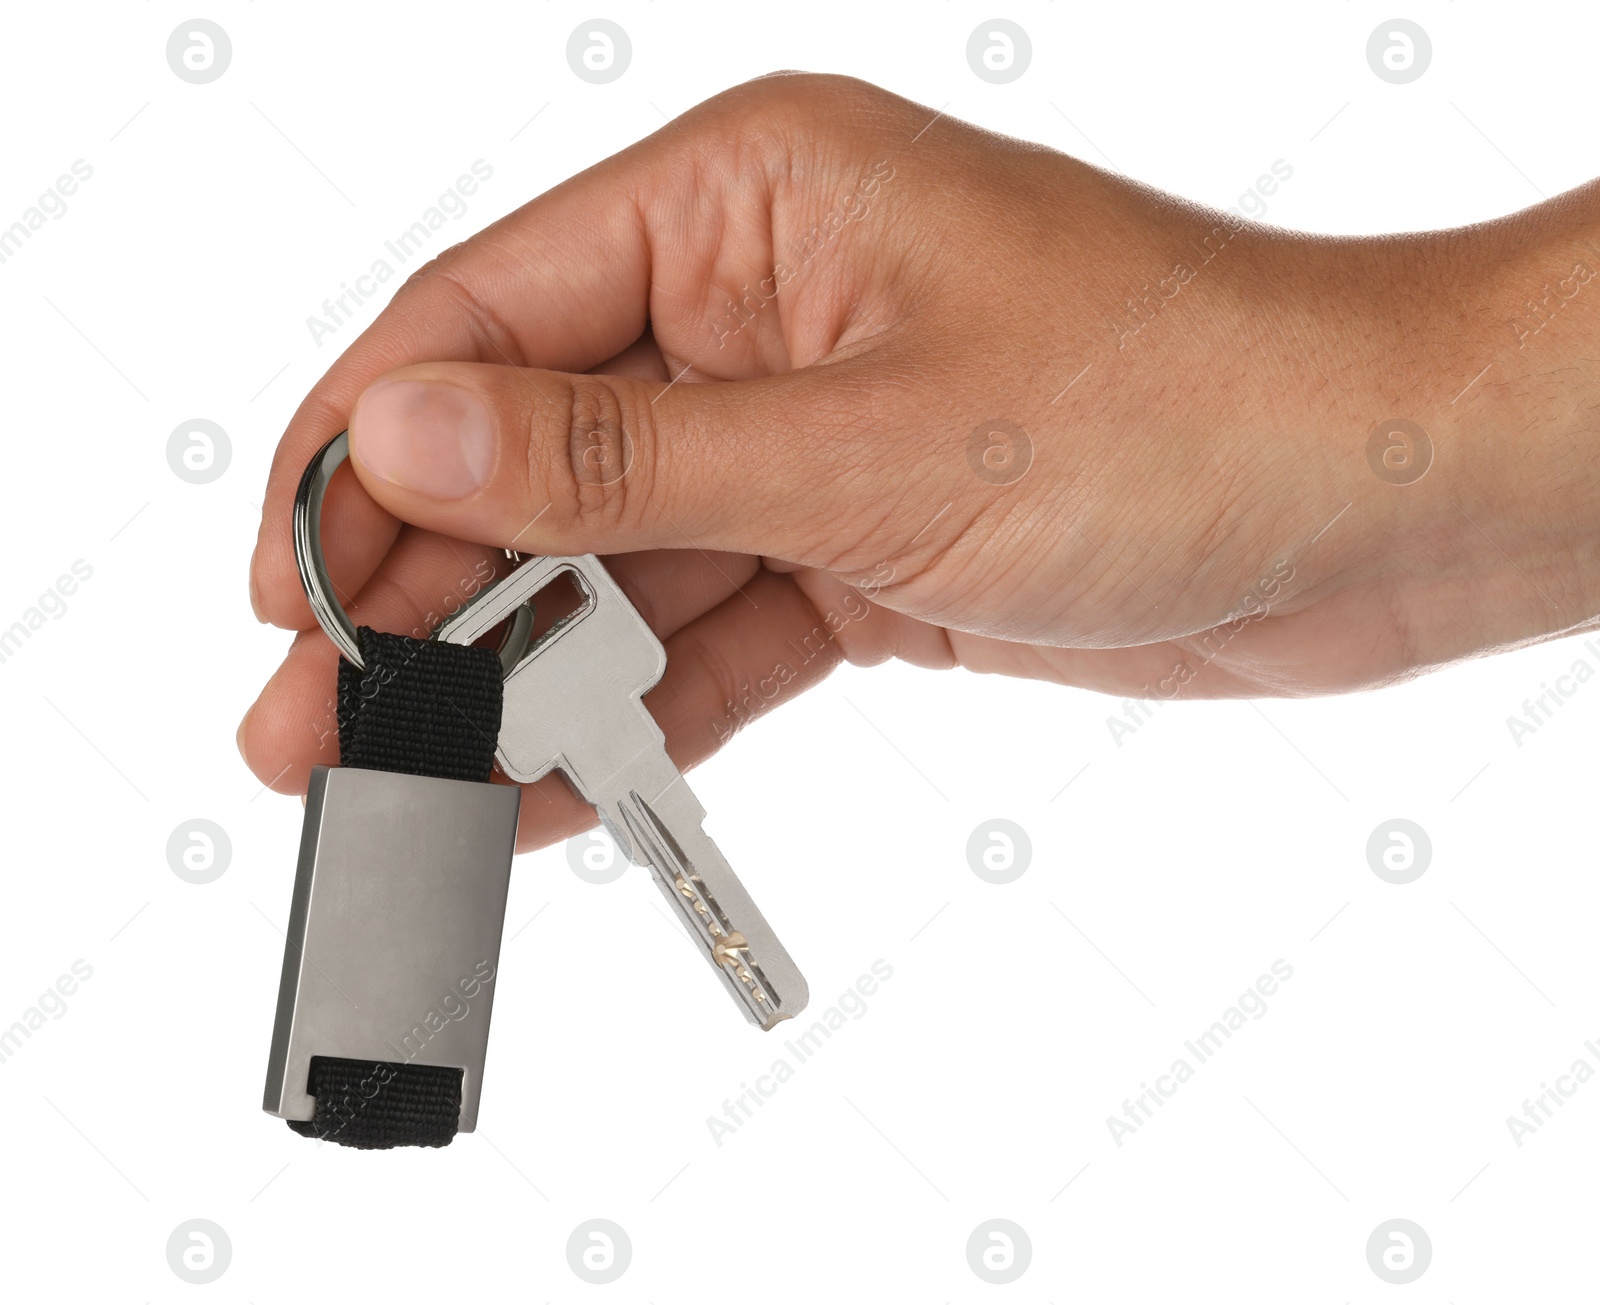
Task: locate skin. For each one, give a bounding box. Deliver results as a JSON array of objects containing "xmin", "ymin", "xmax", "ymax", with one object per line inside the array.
[{"xmin": 241, "ymin": 73, "xmax": 1600, "ymax": 852}]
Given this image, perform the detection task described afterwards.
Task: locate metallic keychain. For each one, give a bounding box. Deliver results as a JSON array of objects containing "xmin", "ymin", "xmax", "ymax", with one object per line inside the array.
[
  {"xmin": 263, "ymin": 431, "xmax": 529, "ymax": 1137},
  {"xmin": 291, "ymin": 430, "xmax": 533, "ymax": 671},
  {"xmin": 265, "ymin": 429, "xmax": 810, "ymax": 1142}
]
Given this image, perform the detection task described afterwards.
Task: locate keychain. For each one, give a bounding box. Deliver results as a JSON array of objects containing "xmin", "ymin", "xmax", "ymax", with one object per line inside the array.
[{"xmin": 263, "ymin": 432, "xmax": 808, "ymax": 1149}]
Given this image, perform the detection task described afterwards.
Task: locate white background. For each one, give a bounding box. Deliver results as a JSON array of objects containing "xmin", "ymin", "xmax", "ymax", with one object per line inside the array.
[{"xmin": 0, "ymin": 1, "xmax": 1595, "ymax": 1300}]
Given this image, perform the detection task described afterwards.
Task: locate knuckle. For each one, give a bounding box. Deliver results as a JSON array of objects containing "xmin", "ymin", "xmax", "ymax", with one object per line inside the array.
[
  {"xmin": 427, "ymin": 265, "xmax": 527, "ymax": 366},
  {"xmin": 537, "ymin": 375, "xmax": 654, "ymax": 529},
  {"xmin": 693, "ymin": 73, "xmax": 898, "ymax": 163},
  {"xmin": 730, "ymin": 71, "xmax": 885, "ymax": 118},
  {"xmin": 394, "ymin": 246, "xmax": 528, "ymax": 366},
  {"xmin": 674, "ymin": 619, "xmax": 756, "ymax": 748},
  {"xmin": 395, "ymin": 253, "xmax": 441, "ymax": 296}
]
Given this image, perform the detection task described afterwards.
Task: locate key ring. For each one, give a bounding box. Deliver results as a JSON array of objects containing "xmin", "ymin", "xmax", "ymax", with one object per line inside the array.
[{"xmin": 292, "ymin": 430, "xmax": 532, "ymax": 674}]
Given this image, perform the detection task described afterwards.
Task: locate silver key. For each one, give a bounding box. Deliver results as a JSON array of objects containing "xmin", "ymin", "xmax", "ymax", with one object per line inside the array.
[{"xmin": 438, "ymin": 555, "xmax": 809, "ymax": 1030}]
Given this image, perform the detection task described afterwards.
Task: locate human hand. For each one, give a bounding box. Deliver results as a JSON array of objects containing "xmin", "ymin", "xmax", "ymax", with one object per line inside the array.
[{"xmin": 242, "ymin": 73, "xmax": 1600, "ymax": 849}]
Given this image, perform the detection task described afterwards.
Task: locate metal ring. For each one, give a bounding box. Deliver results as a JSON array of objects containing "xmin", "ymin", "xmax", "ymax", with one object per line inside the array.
[{"xmin": 292, "ymin": 431, "xmax": 532, "ymax": 674}]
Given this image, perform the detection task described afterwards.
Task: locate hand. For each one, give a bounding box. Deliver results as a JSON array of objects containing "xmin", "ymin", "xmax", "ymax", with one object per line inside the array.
[{"xmin": 242, "ymin": 73, "xmax": 1600, "ymax": 850}]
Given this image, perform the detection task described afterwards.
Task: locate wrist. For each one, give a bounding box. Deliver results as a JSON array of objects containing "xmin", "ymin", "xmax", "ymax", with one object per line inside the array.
[
  {"xmin": 1427, "ymin": 202, "xmax": 1600, "ymax": 644},
  {"xmin": 1273, "ymin": 201, "xmax": 1600, "ymax": 664}
]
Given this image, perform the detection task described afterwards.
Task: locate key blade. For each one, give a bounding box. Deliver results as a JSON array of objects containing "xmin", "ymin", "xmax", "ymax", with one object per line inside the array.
[
  {"xmin": 443, "ymin": 553, "xmax": 810, "ymax": 1028},
  {"xmin": 614, "ymin": 779, "xmax": 809, "ymax": 1030}
]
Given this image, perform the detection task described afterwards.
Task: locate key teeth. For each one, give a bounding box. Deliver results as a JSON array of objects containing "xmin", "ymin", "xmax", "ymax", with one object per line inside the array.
[
  {"xmin": 711, "ymin": 930, "xmax": 749, "ymax": 966},
  {"xmin": 620, "ymin": 787, "xmax": 810, "ymax": 1031},
  {"xmin": 762, "ymin": 975, "xmax": 808, "ymax": 1029},
  {"xmin": 438, "ymin": 551, "xmax": 814, "ymax": 1029},
  {"xmin": 737, "ymin": 939, "xmax": 808, "ymax": 1031}
]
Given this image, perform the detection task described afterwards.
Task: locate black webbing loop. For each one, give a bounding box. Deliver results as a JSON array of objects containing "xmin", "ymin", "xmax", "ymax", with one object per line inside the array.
[
  {"xmin": 336, "ymin": 626, "xmax": 503, "ymax": 782},
  {"xmin": 287, "ymin": 625, "xmax": 503, "ymax": 1150},
  {"xmin": 287, "ymin": 1057, "xmax": 463, "ymax": 1149}
]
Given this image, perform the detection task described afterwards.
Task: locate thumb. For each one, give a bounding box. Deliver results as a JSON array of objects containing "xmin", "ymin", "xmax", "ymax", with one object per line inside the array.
[{"xmin": 346, "ymin": 359, "xmax": 893, "ymax": 566}]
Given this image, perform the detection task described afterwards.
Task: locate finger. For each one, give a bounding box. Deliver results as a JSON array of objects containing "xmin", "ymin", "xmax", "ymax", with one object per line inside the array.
[
  {"xmin": 249, "ymin": 76, "xmax": 934, "ymax": 626},
  {"xmin": 602, "ymin": 548, "xmax": 760, "ymax": 638},
  {"xmin": 507, "ymin": 566, "xmax": 845, "ymax": 853},
  {"xmin": 949, "ymin": 583, "xmax": 1423, "ymax": 699},
  {"xmin": 589, "ymin": 329, "xmax": 672, "ymax": 383},
  {"xmin": 250, "ymin": 74, "xmax": 889, "ymax": 627},
  {"xmin": 343, "ymin": 355, "xmax": 946, "ymax": 569},
  {"xmin": 239, "ymin": 539, "xmax": 759, "ymax": 792},
  {"xmin": 252, "ymin": 327, "xmax": 678, "ymax": 631},
  {"xmin": 249, "ymin": 177, "xmax": 654, "ymax": 627}
]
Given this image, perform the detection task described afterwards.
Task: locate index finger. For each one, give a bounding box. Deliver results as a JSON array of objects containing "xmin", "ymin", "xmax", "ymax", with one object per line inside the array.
[
  {"xmin": 250, "ymin": 73, "xmax": 918, "ymax": 626},
  {"xmin": 250, "ymin": 146, "xmax": 656, "ymax": 627}
]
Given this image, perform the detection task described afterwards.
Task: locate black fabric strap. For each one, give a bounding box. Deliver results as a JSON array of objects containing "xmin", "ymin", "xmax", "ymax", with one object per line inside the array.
[
  {"xmin": 288, "ymin": 626, "xmax": 503, "ymax": 1150},
  {"xmin": 336, "ymin": 626, "xmax": 503, "ymax": 782},
  {"xmin": 287, "ymin": 1056, "xmax": 462, "ymax": 1149}
]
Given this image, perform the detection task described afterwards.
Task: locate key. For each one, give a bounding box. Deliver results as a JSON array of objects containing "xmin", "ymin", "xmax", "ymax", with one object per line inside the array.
[{"xmin": 437, "ymin": 555, "xmax": 809, "ymax": 1030}]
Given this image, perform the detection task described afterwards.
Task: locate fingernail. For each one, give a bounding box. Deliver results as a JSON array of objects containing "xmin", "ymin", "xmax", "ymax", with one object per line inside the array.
[{"xmin": 352, "ymin": 379, "xmax": 496, "ymax": 499}]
